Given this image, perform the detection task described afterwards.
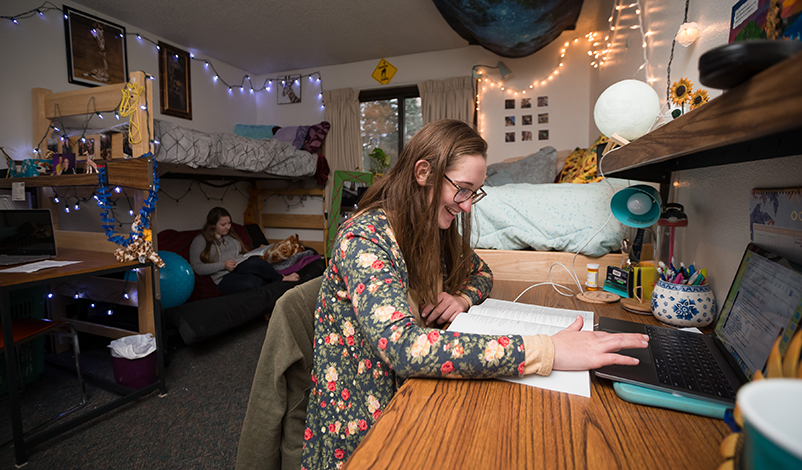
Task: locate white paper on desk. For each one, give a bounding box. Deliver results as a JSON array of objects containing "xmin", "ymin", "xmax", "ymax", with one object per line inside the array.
[
  {"xmin": 0, "ymin": 260, "xmax": 82, "ymax": 273},
  {"xmin": 448, "ymin": 299, "xmax": 593, "ymax": 398}
]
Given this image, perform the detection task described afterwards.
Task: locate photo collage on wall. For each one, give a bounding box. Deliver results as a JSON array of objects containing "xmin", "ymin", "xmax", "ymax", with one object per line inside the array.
[{"xmin": 504, "ymin": 96, "xmax": 548, "ymax": 143}]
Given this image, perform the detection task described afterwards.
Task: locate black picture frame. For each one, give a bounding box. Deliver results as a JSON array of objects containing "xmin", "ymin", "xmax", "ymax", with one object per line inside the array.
[
  {"xmin": 158, "ymin": 41, "xmax": 193, "ymax": 120},
  {"xmin": 278, "ymin": 75, "xmax": 302, "ymax": 104},
  {"xmin": 63, "ymin": 6, "xmax": 128, "ymax": 87}
]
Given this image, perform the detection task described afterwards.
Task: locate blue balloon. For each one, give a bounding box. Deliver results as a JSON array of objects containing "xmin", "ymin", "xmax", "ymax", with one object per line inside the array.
[{"xmin": 156, "ymin": 251, "xmax": 195, "ymax": 308}]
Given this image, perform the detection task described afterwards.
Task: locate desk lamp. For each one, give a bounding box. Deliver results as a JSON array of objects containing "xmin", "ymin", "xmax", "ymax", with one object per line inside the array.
[
  {"xmin": 610, "ymin": 185, "xmax": 661, "ymax": 311},
  {"xmin": 611, "ymin": 184, "xmax": 661, "ymax": 266}
]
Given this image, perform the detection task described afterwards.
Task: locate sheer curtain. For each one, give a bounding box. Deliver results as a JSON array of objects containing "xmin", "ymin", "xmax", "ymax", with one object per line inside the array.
[
  {"xmin": 323, "ymin": 87, "xmax": 361, "ymax": 210},
  {"xmin": 417, "ymin": 76, "xmax": 475, "ymax": 125}
]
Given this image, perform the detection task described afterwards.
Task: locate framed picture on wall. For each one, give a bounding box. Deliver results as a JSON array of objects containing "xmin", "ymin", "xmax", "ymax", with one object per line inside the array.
[
  {"xmin": 538, "ymin": 113, "xmax": 549, "ymax": 124},
  {"xmin": 158, "ymin": 41, "xmax": 193, "ymax": 120},
  {"xmin": 538, "ymin": 130, "xmax": 549, "ymax": 140},
  {"xmin": 522, "ymin": 115, "xmax": 532, "ymax": 125},
  {"xmin": 63, "ymin": 6, "xmax": 128, "ymax": 87},
  {"xmin": 505, "ymin": 116, "xmax": 515, "ymax": 126},
  {"xmin": 505, "ymin": 99, "xmax": 515, "ymax": 109},
  {"xmin": 522, "ymin": 131, "xmax": 532, "ymax": 141},
  {"xmin": 538, "ymin": 96, "xmax": 549, "ymax": 107},
  {"xmin": 521, "ymin": 98, "xmax": 531, "ymax": 108},
  {"xmin": 278, "ymin": 75, "xmax": 302, "ymax": 104},
  {"xmin": 505, "ymin": 132, "xmax": 515, "ymax": 143}
]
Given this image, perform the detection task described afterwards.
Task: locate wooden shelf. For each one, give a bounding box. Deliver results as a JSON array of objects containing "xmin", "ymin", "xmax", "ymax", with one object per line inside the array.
[
  {"xmin": 603, "ymin": 51, "xmax": 802, "ymax": 183},
  {"xmin": 0, "ymin": 158, "xmax": 154, "ymax": 190},
  {"xmin": 0, "ymin": 172, "xmax": 100, "ymax": 188}
]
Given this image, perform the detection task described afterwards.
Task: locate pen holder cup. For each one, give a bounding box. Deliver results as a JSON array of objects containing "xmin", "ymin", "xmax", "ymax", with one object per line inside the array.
[{"xmin": 650, "ymin": 279, "xmax": 716, "ymax": 328}]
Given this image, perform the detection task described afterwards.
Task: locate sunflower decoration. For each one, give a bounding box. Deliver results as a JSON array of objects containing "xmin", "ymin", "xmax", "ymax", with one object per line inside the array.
[
  {"xmin": 670, "ymin": 78, "xmax": 693, "ymax": 106},
  {"xmin": 689, "ymin": 89, "xmax": 709, "ymax": 110}
]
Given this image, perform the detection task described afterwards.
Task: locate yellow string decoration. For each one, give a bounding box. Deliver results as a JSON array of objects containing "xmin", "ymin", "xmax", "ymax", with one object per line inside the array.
[{"xmin": 118, "ymin": 80, "xmax": 144, "ymax": 145}]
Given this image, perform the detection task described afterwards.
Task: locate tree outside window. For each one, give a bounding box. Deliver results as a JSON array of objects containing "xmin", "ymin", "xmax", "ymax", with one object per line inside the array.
[{"xmin": 359, "ymin": 86, "xmax": 422, "ymax": 172}]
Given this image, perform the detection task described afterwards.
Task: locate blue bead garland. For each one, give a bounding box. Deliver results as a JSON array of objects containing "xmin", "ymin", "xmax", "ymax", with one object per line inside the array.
[{"xmin": 96, "ymin": 153, "xmax": 160, "ymax": 247}]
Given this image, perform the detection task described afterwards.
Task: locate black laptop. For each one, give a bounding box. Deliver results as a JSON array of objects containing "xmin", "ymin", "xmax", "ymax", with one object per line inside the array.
[
  {"xmin": 595, "ymin": 243, "xmax": 802, "ymax": 405},
  {"xmin": 0, "ymin": 209, "xmax": 58, "ymax": 266}
]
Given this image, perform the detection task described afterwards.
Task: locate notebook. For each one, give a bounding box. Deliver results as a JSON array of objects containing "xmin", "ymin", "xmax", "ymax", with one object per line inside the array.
[
  {"xmin": 595, "ymin": 243, "xmax": 802, "ymax": 405},
  {"xmin": 0, "ymin": 209, "xmax": 58, "ymax": 266}
]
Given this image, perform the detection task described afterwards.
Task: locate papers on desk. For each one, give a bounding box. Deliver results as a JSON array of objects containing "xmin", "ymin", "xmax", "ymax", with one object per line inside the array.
[
  {"xmin": 0, "ymin": 260, "xmax": 82, "ymax": 273},
  {"xmin": 448, "ymin": 298, "xmax": 593, "ymax": 398}
]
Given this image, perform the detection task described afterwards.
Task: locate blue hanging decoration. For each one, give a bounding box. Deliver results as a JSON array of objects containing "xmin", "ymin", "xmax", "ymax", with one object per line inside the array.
[{"xmin": 96, "ymin": 153, "xmax": 160, "ymax": 247}]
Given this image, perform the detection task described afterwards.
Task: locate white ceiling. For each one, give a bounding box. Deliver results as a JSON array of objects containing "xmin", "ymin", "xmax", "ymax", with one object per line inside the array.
[{"xmin": 71, "ymin": 0, "xmax": 472, "ymax": 75}]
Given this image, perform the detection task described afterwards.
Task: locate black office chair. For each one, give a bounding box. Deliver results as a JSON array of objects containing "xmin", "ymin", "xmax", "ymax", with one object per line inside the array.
[{"xmin": 1, "ymin": 318, "xmax": 87, "ymax": 434}]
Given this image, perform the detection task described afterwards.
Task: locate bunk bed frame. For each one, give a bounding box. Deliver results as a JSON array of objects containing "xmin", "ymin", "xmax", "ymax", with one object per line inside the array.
[
  {"xmin": 25, "ymin": 71, "xmax": 158, "ymax": 338},
  {"xmin": 1, "ymin": 70, "xmax": 328, "ymax": 338}
]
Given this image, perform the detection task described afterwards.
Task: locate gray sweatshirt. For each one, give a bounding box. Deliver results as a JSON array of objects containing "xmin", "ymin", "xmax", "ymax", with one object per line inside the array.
[{"xmin": 189, "ymin": 234, "xmax": 244, "ymax": 284}]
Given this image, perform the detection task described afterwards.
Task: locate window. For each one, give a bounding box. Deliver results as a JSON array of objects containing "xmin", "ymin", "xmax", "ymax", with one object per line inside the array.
[{"xmin": 359, "ymin": 86, "xmax": 422, "ymax": 172}]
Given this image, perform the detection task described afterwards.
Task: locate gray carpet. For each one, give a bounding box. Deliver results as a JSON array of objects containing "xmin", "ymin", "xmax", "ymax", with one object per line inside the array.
[{"xmin": 0, "ymin": 319, "xmax": 268, "ymax": 469}]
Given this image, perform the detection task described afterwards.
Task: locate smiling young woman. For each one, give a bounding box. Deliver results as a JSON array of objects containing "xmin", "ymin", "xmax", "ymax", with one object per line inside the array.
[{"xmin": 300, "ymin": 119, "xmax": 649, "ymax": 470}]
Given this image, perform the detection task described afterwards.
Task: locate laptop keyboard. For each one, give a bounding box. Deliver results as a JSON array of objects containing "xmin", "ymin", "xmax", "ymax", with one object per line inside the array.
[{"xmin": 646, "ymin": 326, "xmax": 736, "ymax": 400}]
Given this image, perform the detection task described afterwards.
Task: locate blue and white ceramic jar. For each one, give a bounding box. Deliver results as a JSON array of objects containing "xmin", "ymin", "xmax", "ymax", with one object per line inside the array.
[{"xmin": 650, "ymin": 279, "xmax": 717, "ymax": 327}]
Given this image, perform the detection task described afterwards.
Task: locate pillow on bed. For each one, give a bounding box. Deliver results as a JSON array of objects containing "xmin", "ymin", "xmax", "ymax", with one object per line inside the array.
[
  {"xmin": 273, "ymin": 126, "xmax": 310, "ymax": 149},
  {"xmin": 302, "ymin": 121, "xmax": 331, "ymax": 154},
  {"xmin": 234, "ymin": 124, "xmax": 280, "ymax": 140},
  {"xmin": 485, "ymin": 147, "xmax": 557, "ymax": 186},
  {"xmin": 556, "ymin": 134, "xmax": 608, "ymax": 184}
]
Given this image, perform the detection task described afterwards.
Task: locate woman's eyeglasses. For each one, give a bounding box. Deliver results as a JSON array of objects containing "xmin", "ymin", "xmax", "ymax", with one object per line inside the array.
[{"xmin": 443, "ymin": 175, "xmax": 487, "ymax": 204}]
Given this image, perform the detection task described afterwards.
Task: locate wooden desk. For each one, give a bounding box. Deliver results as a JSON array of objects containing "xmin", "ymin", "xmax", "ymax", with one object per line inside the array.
[
  {"xmin": 344, "ymin": 280, "xmax": 730, "ymax": 469},
  {"xmin": 1, "ymin": 249, "xmax": 167, "ymax": 467}
]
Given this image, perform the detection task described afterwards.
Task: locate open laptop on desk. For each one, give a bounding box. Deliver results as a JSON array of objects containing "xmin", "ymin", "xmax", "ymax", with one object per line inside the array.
[
  {"xmin": 595, "ymin": 243, "xmax": 802, "ymax": 406},
  {"xmin": 0, "ymin": 209, "xmax": 57, "ymax": 265}
]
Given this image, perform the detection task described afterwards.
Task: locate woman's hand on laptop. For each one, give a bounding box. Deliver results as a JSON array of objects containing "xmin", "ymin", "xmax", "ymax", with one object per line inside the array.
[{"xmin": 551, "ymin": 315, "xmax": 650, "ymax": 371}]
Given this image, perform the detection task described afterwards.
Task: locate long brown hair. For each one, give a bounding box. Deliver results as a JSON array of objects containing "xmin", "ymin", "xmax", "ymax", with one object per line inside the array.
[
  {"xmin": 199, "ymin": 207, "xmax": 246, "ymax": 263},
  {"xmin": 357, "ymin": 119, "xmax": 487, "ymax": 304}
]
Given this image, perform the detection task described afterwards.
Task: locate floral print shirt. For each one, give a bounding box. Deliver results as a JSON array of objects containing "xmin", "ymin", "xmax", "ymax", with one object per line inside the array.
[{"xmin": 301, "ymin": 210, "xmax": 526, "ymax": 470}]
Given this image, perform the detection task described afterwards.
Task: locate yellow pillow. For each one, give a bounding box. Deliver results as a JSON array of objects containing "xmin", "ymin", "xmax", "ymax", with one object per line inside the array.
[{"xmin": 556, "ymin": 135, "xmax": 608, "ymax": 184}]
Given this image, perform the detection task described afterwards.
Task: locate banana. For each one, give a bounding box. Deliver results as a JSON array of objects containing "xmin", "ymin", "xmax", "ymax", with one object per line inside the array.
[
  {"xmin": 782, "ymin": 329, "xmax": 802, "ymax": 378},
  {"xmin": 719, "ymin": 432, "xmax": 739, "ymax": 458},
  {"xmin": 766, "ymin": 335, "xmax": 783, "ymax": 378},
  {"xmin": 717, "ymin": 459, "xmax": 734, "ymax": 470}
]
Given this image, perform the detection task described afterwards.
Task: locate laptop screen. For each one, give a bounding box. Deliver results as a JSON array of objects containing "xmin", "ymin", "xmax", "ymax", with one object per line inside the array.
[
  {"xmin": 0, "ymin": 209, "xmax": 57, "ymax": 256},
  {"xmin": 714, "ymin": 243, "xmax": 802, "ymax": 381}
]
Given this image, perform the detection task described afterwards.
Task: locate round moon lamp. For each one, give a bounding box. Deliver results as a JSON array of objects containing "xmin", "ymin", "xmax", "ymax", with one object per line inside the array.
[{"xmin": 594, "ymin": 79, "xmax": 660, "ymax": 141}]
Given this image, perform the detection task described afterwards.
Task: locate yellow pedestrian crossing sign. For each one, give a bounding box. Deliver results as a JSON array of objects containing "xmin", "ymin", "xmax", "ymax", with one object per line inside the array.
[{"xmin": 372, "ymin": 59, "xmax": 397, "ymax": 85}]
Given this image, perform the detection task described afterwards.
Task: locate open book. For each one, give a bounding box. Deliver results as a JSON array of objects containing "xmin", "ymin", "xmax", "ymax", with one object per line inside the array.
[
  {"xmin": 447, "ymin": 298, "xmax": 594, "ymax": 398},
  {"xmin": 235, "ymin": 245, "xmax": 270, "ymax": 265}
]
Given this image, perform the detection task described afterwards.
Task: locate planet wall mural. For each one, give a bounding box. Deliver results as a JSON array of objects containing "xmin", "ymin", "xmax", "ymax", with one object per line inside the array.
[{"xmin": 433, "ymin": 0, "xmax": 584, "ymax": 57}]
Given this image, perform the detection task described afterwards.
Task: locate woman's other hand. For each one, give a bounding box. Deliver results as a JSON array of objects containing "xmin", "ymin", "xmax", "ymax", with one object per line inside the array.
[
  {"xmin": 421, "ymin": 292, "xmax": 469, "ymax": 327},
  {"xmin": 551, "ymin": 316, "xmax": 650, "ymax": 371},
  {"xmin": 224, "ymin": 260, "xmax": 237, "ymax": 271}
]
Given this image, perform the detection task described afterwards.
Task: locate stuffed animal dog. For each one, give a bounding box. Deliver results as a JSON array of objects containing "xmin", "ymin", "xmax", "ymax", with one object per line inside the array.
[{"xmin": 262, "ymin": 233, "xmax": 304, "ymax": 264}]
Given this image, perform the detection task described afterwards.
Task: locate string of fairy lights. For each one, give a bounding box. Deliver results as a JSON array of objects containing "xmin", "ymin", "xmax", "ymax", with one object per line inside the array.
[
  {"xmin": 475, "ymin": 0, "xmax": 653, "ymax": 134},
  {"xmin": 595, "ymin": 0, "xmax": 654, "ymax": 83},
  {"xmin": 3, "ymin": 2, "xmax": 326, "ymax": 108}
]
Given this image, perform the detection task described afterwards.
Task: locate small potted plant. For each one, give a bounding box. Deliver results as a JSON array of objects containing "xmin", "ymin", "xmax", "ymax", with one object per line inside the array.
[{"xmin": 368, "ymin": 148, "xmax": 391, "ymax": 176}]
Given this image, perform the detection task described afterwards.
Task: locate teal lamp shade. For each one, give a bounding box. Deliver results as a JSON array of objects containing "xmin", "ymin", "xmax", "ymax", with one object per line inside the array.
[{"xmin": 610, "ymin": 185, "xmax": 661, "ymax": 228}]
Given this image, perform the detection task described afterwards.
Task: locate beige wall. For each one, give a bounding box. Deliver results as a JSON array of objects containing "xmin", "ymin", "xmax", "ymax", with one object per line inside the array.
[{"xmin": 590, "ymin": 0, "xmax": 802, "ymax": 303}]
